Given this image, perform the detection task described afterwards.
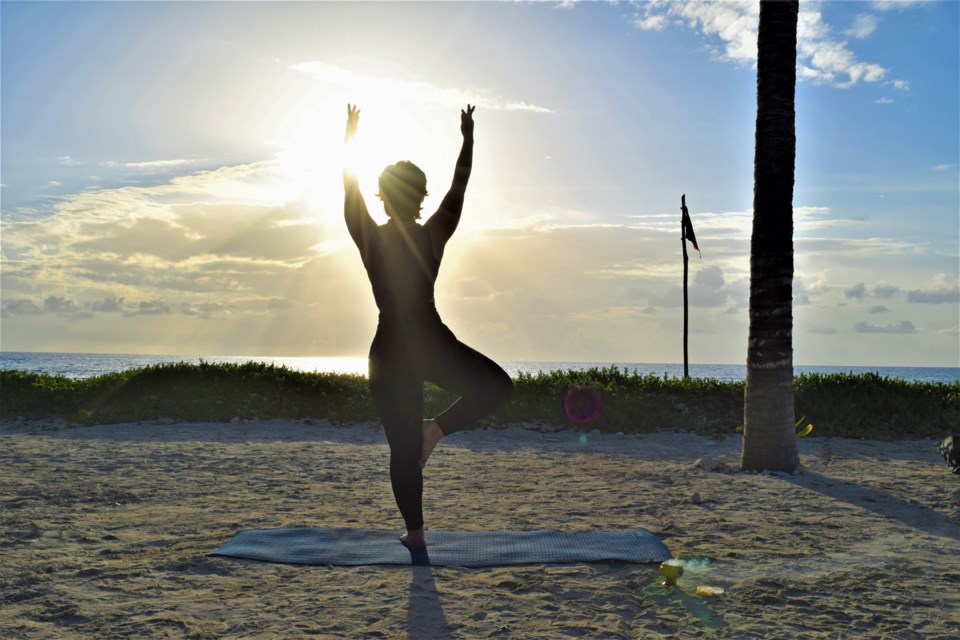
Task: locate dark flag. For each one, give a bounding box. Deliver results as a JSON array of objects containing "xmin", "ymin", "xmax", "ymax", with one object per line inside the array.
[{"xmin": 681, "ymin": 194, "xmax": 700, "ymax": 257}]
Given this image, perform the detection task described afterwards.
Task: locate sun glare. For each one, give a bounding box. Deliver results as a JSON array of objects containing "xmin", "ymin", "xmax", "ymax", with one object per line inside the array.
[{"xmin": 272, "ymin": 81, "xmax": 452, "ymax": 224}]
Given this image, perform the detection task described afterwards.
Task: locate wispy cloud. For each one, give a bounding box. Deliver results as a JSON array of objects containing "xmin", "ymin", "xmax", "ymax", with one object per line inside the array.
[
  {"xmin": 91, "ymin": 296, "xmax": 124, "ymax": 313},
  {"xmin": 43, "ymin": 295, "xmax": 80, "ymax": 314},
  {"xmin": 1, "ymin": 158, "xmax": 327, "ymax": 308},
  {"xmin": 871, "ymin": 1, "xmax": 926, "ymax": 11},
  {"xmin": 906, "ymin": 286, "xmax": 960, "ymax": 304},
  {"xmin": 634, "ymin": 13, "xmax": 668, "ymax": 31},
  {"xmin": 102, "ymin": 158, "xmax": 207, "ymax": 171},
  {"xmin": 1, "ymin": 299, "xmax": 42, "ymax": 316},
  {"xmin": 289, "ymin": 61, "xmax": 552, "ymax": 113},
  {"xmin": 56, "ymin": 156, "xmax": 82, "ymax": 166},
  {"xmin": 626, "ymin": 205, "xmax": 862, "ymax": 240},
  {"xmin": 846, "ymin": 14, "xmax": 879, "ymax": 40},
  {"xmin": 854, "ymin": 320, "xmax": 917, "ymax": 334},
  {"xmin": 873, "ymin": 284, "xmax": 901, "ymax": 298},
  {"xmin": 845, "ymin": 282, "xmax": 867, "ymax": 299},
  {"xmin": 632, "ymin": 1, "xmax": 901, "ymax": 89}
]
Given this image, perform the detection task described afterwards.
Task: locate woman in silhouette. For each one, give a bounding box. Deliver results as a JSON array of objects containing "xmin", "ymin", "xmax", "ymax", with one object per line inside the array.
[{"xmin": 343, "ymin": 104, "xmax": 513, "ymax": 550}]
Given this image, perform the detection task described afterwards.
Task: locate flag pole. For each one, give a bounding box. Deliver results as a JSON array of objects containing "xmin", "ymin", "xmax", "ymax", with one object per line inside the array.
[{"xmin": 681, "ymin": 194, "xmax": 690, "ymax": 379}]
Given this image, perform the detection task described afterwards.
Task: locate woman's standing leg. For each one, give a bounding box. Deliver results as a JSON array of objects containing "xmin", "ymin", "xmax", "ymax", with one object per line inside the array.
[{"xmin": 369, "ymin": 336, "xmax": 427, "ymax": 536}]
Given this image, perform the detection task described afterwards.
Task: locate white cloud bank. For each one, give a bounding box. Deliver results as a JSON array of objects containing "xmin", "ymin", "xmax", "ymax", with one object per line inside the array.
[
  {"xmin": 3, "ymin": 157, "xmax": 954, "ymax": 365},
  {"xmin": 632, "ymin": 0, "xmax": 911, "ymax": 90},
  {"xmin": 289, "ymin": 61, "xmax": 552, "ymax": 113}
]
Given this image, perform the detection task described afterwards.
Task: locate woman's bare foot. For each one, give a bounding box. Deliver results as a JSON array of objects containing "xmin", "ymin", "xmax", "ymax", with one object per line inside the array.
[
  {"xmin": 419, "ymin": 419, "xmax": 444, "ymax": 468},
  {"xmin": 400, "ymin": 528, "xmax": 426, "ymax": 550}
]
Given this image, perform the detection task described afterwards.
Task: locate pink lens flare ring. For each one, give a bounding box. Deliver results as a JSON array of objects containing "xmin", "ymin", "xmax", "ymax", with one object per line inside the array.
[{"xmin": 563, "ymin": 385, "xmax": 602, "ymax": 424}]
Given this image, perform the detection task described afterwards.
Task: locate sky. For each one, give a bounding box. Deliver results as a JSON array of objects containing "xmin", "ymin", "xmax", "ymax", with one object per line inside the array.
[{"xmin": 1, "ymin": 0, "xmax": 958, "ymax": 367}]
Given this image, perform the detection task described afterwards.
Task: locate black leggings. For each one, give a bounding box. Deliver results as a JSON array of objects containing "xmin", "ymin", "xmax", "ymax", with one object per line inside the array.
[{"xmin": 368, "ymin": 318, "xmax": 513, "ymax": 532}]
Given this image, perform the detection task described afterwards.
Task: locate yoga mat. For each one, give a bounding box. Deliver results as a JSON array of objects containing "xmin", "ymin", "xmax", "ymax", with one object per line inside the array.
[{"xmin": 212, "ymin": 527, "xmax": 672, "ymax": 567}]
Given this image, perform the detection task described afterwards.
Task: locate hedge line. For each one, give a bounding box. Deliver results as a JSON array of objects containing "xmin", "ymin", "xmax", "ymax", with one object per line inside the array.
[{"xmin": 2, "ymin": 363, "xmax": 956, "ymax": 439}]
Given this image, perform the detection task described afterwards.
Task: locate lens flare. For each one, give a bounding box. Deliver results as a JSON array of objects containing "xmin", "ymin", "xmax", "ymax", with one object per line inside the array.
[{"xmin": 563, "ymin": 385, "xmax": 602, "ymax": 424}]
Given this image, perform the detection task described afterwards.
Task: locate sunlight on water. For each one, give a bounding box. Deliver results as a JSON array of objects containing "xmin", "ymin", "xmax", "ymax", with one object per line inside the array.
[
  {"xmin": 0, "ymin": 352, "xmax": 957, "ymax": 382},
  {"xmin": 269, "ymin": 356, "xmax": 368, "ymax": 376}
]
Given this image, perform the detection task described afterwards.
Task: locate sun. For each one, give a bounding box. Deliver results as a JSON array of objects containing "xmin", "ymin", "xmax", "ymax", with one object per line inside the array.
[{"xmin": 273, "ymin": 89, "xmax": 448, "ymax": 224}]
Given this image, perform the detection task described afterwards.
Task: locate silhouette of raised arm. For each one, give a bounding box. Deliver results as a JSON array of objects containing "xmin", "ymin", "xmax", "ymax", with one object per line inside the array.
[
  {"xmin": 343, "ymin": 103, "xmax": 375, "ymax": 263},
  {"xmin": 426, "ymin": 105, "xmax": 475, "ymax": 260}
]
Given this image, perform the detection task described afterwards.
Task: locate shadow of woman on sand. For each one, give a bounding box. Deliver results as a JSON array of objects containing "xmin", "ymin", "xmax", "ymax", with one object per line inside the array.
[{"xmin": 407, "ymin": 564, "xmax": 453, "ymax": 640}]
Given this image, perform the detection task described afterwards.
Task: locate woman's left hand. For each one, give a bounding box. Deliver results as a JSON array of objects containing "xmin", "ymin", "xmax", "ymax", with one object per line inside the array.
[{"xmin": 460, "ymin": 104, "xmax": 475, "ymax": 139}]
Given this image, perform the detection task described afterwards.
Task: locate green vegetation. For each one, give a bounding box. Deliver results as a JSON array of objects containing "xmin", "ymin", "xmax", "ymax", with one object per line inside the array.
[{"xmin": 1, "ymin": 362, "xmax": 956, "ymax": 439}]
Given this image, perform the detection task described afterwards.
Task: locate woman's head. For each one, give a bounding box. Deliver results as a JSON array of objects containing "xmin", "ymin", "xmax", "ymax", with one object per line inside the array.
[{"xmin": 378, "ymin": 161, "xmax": 428, "ymax": 222}]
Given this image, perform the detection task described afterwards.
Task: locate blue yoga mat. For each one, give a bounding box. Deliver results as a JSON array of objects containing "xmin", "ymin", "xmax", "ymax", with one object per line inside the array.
[{"xmin": 212, "ymin": 527, "xmax": 671, "ymax": 567}]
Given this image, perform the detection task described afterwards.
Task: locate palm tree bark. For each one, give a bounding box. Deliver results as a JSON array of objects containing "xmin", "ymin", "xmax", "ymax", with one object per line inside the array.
[{"xmin": 741, "ymin": 0, "xmax": 800, "ymax": 472}]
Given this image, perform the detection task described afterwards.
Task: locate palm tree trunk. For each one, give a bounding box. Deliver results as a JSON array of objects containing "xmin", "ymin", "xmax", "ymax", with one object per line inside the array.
[{"xmin": 741, "ymin": 0, "xmax": 800, "ymax": 472}]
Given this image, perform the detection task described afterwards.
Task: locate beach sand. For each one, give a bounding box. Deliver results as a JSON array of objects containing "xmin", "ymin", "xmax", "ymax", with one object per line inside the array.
[{"xmin": 1, "ymin": 418, "xmax": 958, "ymax": 639}]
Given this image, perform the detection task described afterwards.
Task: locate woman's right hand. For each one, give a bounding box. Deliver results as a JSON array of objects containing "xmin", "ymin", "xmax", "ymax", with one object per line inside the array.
[{"xmin": 345, "ymin": 103, "xmax": 360, "ymax": 143}]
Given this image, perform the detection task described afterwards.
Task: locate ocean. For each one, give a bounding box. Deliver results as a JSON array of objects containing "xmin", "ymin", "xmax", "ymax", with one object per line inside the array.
[{"xmin": 1, "ymin": 351, "xmax": 957, "ymax": 383}]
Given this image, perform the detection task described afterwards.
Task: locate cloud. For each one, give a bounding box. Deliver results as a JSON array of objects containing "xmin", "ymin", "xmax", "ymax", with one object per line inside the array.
[
  {"xmin": 854, "ymin": 320, "xmax": 917, "ymax": 334},
  {"xmin": 180, "ymin": 301, "xmax": 227, "ymax": 317},
  {"xmin": 634, "ymin": 14, "xmax": 668, "ymax": 31},
  {"xmin": 633, "ymin": 1, "xmax": 759, "ymax": 64},
  {"xmin": 56, "ymin": 156, "xmax": 82, "ymax": 166},
  {"xmin": 872, "ymin": 284, "xmax": 900, "ymax": 298},
  {"xmin": 875, "ymin": 97, "xmax": 894, "ymax": 105},
  {"xmin": 868, "ymin": 305, "xmax": 889, "ymax": 314},
  {"xmin": 793, "ymin": 279, "xmax": 812, "ymax": 305},
  {"xmin": 626, "ymin": 205, "xmax": 859, "ymax": 240},
  {"xmin": 0, "ymin": 159, "xmax": 339, "ymax": 320},
  {"xmin": 91, "ymin": 296, "xmax": 124, "ymax": 313},
  {"xmin": 266, "ymin": 297, "xmax": 295, "ymax": 310},
  {"xmin": 1, "ymin": 299, "xmax": 42, "ymax": 316},
  {"xmin": 128, "ymin": 300, "xmax": 171, "ymax": 316},
  {"xmin": 933, "ymin": 164, "xmax": 956, "ymax": 172},
  {"xmin": 102, "ymin": 158, "xmax": 206, "ymax": 172},
  {"xmin": 844, "ymin": 283, "xmax": 866, "ymax": 299},
  {"xmin": 452, "ymin": 277, "xmax": 496, "ymax": 300},
  {"xmin": 290, "ymin": 61, "xmax": 552, "ymax": 113},
  {"xmin": 691, "ymin": 265, "xmax": 745, "ymax": 308},
  {"xmin": 70, "ymin": 204, "xmax": 322, "ymax": 263},
  {"xmin": 43, "ymin": 295, "xmax": 80, "ymax": 314},
  {"xmin": 809, "ymin": 327, "xmax": 837, "ymax": 335},
  {"xmin": 906, "ymin": 286, "xmax": 960, "ymax": 304},
  {"xmin": 891, "ymin": 79, "xmax": 911, "ymax": 92},
  {"xmin": 632, "ymin": 1, "xmax": 897, "ymax": 89},
  {"xmin": 1, "ymin": 152, "xmax": 951, "ymax": 362},
  {"xmin": 846, "ymin": 14, "xmax": 879, "ymax": 40},
  {"xmin": 798, "ymin": 236, "xmax": 928, "ymax": 258},
  {"xmin": 871, "ymin": 1, "xmax": 926, "ymax": 11},
  {"xmin": 694, "ymin": 265, "xmax": 725, "ymax": 289}
]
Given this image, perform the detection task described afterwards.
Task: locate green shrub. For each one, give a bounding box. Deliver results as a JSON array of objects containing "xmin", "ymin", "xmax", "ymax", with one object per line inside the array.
[{"xmin": 1, "ymin": 363, "xmax": 956, "ymax": 439}]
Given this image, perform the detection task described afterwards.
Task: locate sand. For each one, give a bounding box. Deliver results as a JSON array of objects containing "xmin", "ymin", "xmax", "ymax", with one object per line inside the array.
[{"xmin": 1, "ymin": 417, "xmax": 958, "ymax": 639}]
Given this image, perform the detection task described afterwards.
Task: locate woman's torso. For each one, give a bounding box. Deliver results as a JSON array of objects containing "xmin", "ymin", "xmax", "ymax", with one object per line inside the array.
[{"xmin": 365, "ymin": 220, "xmax": 441, "ymax": 324}]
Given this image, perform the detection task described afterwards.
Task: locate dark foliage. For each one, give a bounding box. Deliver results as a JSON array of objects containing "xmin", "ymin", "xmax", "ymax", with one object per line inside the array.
[{"xmin": 1, "ymin": 363, "xmax": 956, "ymax": 439}]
